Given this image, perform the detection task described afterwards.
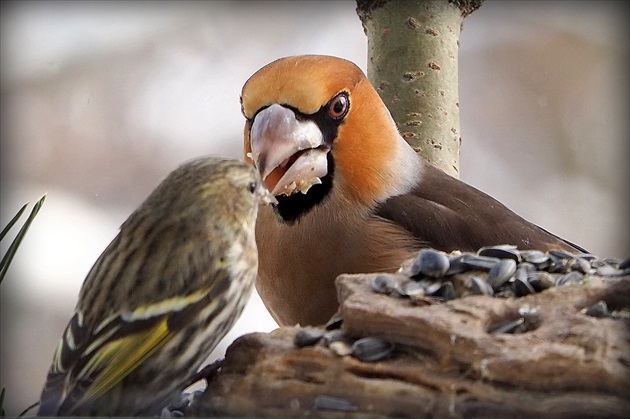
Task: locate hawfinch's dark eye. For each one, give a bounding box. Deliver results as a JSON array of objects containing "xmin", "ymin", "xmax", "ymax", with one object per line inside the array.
[
  {"xmin": 247, "ymin": 181, "xmax": 257, "ymax": 194},
  {"xmin": 328, "ymin": 93, "xmax": 349, "ymax": 120}
]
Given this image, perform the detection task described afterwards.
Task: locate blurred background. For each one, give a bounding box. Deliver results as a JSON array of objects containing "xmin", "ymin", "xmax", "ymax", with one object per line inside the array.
[{"xmin": 1, "ymin": 1, "xmax": 628, "ymax": 414}]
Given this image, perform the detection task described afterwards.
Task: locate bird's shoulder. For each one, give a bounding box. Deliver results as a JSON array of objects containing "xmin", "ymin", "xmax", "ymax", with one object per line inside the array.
[{"xmin": 374, "ymin": 162, "xmax": 584, "ymax": 253}]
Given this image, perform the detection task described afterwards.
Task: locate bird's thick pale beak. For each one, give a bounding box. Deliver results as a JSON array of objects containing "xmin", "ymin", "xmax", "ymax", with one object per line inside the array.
[{"xmin": 248, "ymin": 104, "xmax": 329, "ymax": 196}]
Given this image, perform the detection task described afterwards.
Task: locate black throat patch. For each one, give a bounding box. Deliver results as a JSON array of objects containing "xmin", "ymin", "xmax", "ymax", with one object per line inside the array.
[{"xmin": 273, "ymin": 154, "xmax": 335, "ymax": 224}]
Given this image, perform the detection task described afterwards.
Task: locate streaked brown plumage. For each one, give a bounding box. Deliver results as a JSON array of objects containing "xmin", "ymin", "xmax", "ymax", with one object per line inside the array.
[
  {"xmin": 37, "ymin": 156, "xmax": 274, "ymax": 416},
  {"xmin": 240, "ymin": 55, "xmax": 585, "ymax": 327}
]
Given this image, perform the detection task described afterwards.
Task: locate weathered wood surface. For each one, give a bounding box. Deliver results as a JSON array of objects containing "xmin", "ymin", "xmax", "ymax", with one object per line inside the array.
[{"xmin": 192, "ymin": 274, "xmax": 630, "ymax": 418}]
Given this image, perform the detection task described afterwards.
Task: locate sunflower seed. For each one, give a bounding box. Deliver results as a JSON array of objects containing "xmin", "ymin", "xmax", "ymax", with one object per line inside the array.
[
  {"xmin": 574, "ymin": 253, "xmax": 597, "ymax": 261},
  {"xmin": 401, "ymin": 281, "xmax": 426, "ymax": 298},
  {"xmin": 518, "ymin": 262, "xmax": 537, "ymax": 272},
  {"xmin": 167, "ymin": 392, "xmax": 192, "ymax": 412},
  {"xmin": 352, "ymin": 337, "xmax": 395, "ymax": 362},
  {"xmin": 556, "ymin": 271, "xmax": 583, "ymax": 286},
  {"xmin": 461, "ymin": 254, "xmax": 500, "ymax": 271},
  {"xmin": 603, "ymin": 257, "xmax": 622, "ymax": 266},
  {"xmin": 437, "ymin": 281, "xmax": 456, "ymax": 300},
  {"xmin": 514, "ymin": 265, "xmax": 530, "ymax": 283},
  {"xmin": 469, "ymin": 275, "xmax": 494, "ymax": 296},
  {"xmin": 595, "ymin": 264, "xmax": 624, "ymax": 277},
  {"xmin": 371, "ymin": 274, "xmax": 396, "ymax": 294},
  {"xmin": 489, "ymin": 306, "xmax": 540, "ymax": 334},
  {"xmin": 424, "ymin": 281, "xmax": 442, "ymax": 296},
  {"xmin": 527, "ymin": 271, "xmax": 555, "ymax": 292},
  {"xmin": 547, "ymin": 257, "xmax": 572, "ymax": 274},
  {"xmin": 294, "ymin": 327, "xmax": 324, "ymax": 347},
  {"xmin": 513, "ymin": 277, "xmax": 535, "ymax": 297},
  {"xmin": 517, "ymin": 305, "xmax": 541, "ymax": 332},
  {"xmin": 590, "ymin": 259, "xmax": 608, "ymax": 268},
  {"xmin": 619, "ymin": 257, "xmax": 630, "ymax": 270},
  {"xmin": 487, "ymin": 259, "xmax": 517, "ymax": 290},
  {"xmin": 445, "ymin": 253, "xmax": 470, "ymax": 275},
  {"xmin": 489, "ymin": 317, "xmax": 525, "ymax": 334},
  {"xmin": 548, "ymin": 249, "xmax": 577, "ymax": 260},
  {"xmin": 477, "ymin": 244, "xmax": 521, "ymax": 262},
  {"xmin": 411, "ymin": 249, "xmax": 450, "ymax": 278},
  {"xmin": 521, "ymin": 250, "xmax": 549, "ymax": 265},
  {"xmin": 583, "ymin": 300, "xmax": 609, "ymax": 318},
  {"xmin": 324, "ymin": 330, "xmax": 348, "ymax": 345},
  {"xmin": 569, "ymin": 257, "xmax": 591, "ymax": 274},
  {"xmin": 325, "ymin": 314, "xmax": 343, "ymax": 330}
]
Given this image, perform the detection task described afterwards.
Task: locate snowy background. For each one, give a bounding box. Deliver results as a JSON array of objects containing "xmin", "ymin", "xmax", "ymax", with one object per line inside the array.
[{"xmin": 1, "ymin": 1, "xmax": 628, "ymax": 414}]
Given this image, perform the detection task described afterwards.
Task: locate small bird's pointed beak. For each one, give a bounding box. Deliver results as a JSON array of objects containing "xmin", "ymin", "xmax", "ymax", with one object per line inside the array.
[
  {"xmin": 248, "ymin": 104, "xmax": 329, "ymax": 196},
  {"xmin": 256, "ymin": 183, "xmax": 278, "ymax": 206}
]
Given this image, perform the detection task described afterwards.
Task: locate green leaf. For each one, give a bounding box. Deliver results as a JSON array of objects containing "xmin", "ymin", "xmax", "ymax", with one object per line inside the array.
[
  {"xmin": 0, "ymin": 386, "xmax": 5, "ymax": 417},
  {"xmin": 0, "ymin": 194, "xmax": 46, "ymax": 285},
  {"xmin": 0, "ymin": 203, "xmax": 28, "ymax": 242}
]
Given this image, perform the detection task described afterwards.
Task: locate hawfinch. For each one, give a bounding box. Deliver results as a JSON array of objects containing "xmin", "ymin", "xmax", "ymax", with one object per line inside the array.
[{"xmin": 240, "ymin": 55, "xmax": 585, "ymax": 327}]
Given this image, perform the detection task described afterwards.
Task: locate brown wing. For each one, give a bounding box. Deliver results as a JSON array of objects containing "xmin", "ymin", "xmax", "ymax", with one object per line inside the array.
[{"xmin": 375, "ymin": 163, "xmax": 587, "ymax": 254}]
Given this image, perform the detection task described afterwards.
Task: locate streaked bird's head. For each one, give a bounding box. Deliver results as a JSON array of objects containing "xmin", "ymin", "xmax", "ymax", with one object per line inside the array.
[{"xmin": 135, "ymin": 156, "xmax": 276, "ymax": 231}]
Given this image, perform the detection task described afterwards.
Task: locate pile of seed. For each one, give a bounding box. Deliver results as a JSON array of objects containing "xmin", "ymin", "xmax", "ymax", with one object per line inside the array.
[
  {"xmin": 371, "ymin": 245, "xmax": 629, "ymax": 304},
  {"xmin": 290, "ymin": 246, "xmax": 629, "ymax": 362},
  {"xmin": 365, "ymin": 246, "xmax": 629, "ymax": 334}
]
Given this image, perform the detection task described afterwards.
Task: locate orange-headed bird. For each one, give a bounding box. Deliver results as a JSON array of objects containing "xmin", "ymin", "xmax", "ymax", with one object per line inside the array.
[{"xmin": 241, "ymin": 55, "xmax": 585, "ymax": 327}]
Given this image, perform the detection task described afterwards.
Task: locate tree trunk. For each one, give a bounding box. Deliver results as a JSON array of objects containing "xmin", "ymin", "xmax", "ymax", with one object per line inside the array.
[{"xmin": 356, "ymin": 0, "xmax": 483, "ymax": 178}]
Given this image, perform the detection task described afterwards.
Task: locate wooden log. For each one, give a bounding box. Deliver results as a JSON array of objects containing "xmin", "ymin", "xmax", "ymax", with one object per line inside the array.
[{"xmin": 190, "ymin": 274, "xmax": 629, "ymax": 418}]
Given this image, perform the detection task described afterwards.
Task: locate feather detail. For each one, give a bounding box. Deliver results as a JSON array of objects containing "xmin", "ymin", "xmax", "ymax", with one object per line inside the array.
[
  {"xmin": 47, "ymin": 285, "xmax": 220, "ymax": 415},
  {"xmin": 122, "ymin": 288, "xmax": 210, "ymax": 321},
  {"xmin": 75, "ymin": 316, "xmax": 171, "ymax": 409},
  {"xmin": 375, "ymin": 162, "xmax": 586, "ymax": 253}
]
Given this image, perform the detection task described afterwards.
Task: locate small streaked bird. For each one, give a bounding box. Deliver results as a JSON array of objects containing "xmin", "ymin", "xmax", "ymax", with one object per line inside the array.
[
  {"xmin": 37, "ymin": 156, "xmax": 275, "ymax": 416},
  {"xmin": 240, "ymin": 54, "xmax": 587, "ymax": 327}
]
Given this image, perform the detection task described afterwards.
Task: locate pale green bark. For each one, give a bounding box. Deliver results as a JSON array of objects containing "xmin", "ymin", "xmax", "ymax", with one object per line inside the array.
[{"xmin": 357, "ymin": 0, "xmax": 482, "ymax": 178}]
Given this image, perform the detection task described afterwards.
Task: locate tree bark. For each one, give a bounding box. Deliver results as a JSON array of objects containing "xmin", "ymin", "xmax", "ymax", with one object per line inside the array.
[{"xmin": 356, "ymin": 0, "xmax": 483, "ymax": 178}]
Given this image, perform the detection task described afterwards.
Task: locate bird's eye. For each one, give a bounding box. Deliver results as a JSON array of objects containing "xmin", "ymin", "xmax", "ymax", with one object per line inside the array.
[
  {"xmin": 247, "ymin": 181, "xmax": 257, "ymax": 194},
  {"xmin": 328, "ymin": 93, "xmax": 349, "ymax": 120}
]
